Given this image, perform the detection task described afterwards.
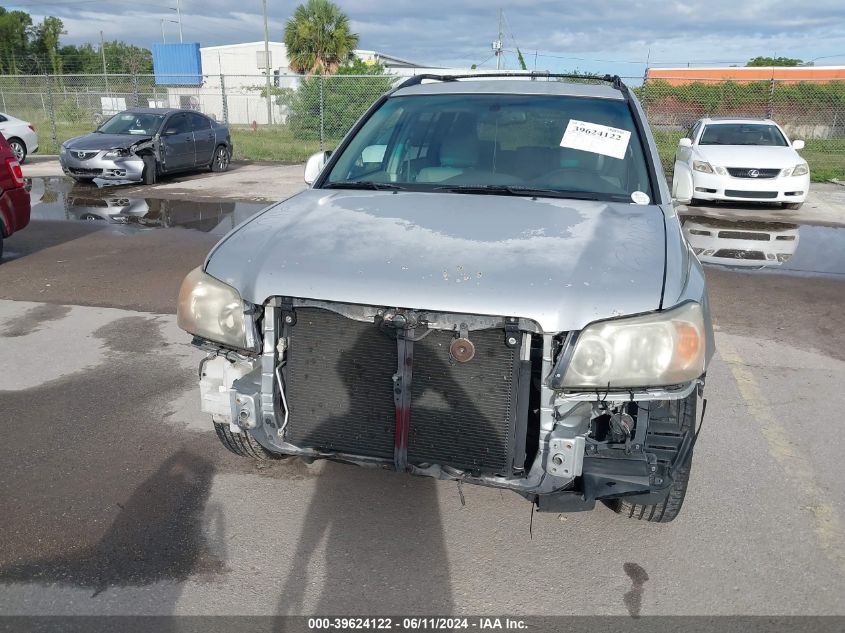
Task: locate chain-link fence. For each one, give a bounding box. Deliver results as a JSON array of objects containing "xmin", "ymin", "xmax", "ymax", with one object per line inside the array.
[{"xmin": 1, "ymin": 72, "xmax": 843, "ymax": 179}]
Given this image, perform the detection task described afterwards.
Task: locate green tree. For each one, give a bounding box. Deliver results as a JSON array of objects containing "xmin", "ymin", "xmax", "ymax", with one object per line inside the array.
[
  {"xmin": 283, "ymin": 0, "xmax": 359, "ymax": 74},
  {"xmin": 33, "ymin": 15, "xmax": 66, "ymax": 74},
  {"xmin": 0, "ymin": 8, "xmax": 33, "ymax": 74},
  {"xmin": 746, "ymin": 56, "xmax": 803, "ymax": 67},
  {"xmin": 283, "ymin": 59, "xmax": 392, "ymax": 140}
]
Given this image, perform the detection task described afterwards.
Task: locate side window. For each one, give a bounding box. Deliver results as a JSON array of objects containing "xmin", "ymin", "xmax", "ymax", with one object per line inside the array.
[
  {"xmin": 686, "ymin": 122, "xmax": 698, "ymax": 142},
  {"xmin": 189, "ymin": 113, "xmax": 211, "ymax": 131},
  {"xmin": 165, "ymin": 114, "xmax": 190, "ymax": 135}
]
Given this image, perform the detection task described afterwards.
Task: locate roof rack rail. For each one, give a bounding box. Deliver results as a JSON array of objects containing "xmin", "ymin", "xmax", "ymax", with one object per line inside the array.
[{"xmin": 395, "ymin": 72, "xmax": 625, "ymax": 91}]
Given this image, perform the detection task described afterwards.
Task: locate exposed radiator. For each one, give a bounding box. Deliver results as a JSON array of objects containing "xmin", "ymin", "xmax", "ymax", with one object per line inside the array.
[{"xmin": 283, "ymin": 307, "xmax": 524, "ymax": 475}]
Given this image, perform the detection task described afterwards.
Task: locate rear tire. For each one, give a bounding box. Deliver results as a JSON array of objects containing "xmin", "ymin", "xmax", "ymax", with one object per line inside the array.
[
  {"xmin": 0, "ymin": 233, "xmax": 4, "ymax": 261},
  {"xmin": 605, "ymin": 393, "xmax": 698, "ymax": 523},
  {"xmin": 141, "ymin": 155, "xmax": 157, "ymax": 185},
  {"xmin": 210, "ymin": 145, "xmax": 230, "ymax": 173},
  {"xmin": 8, "ymin": 138, "xmax": 26, "ymax": 164},
  {"xmin": 783, "ymin": 202, "xmax": 803, "ymax": 211},
  {"xmin": 214, "ymin": 421, "xmax": 286, "ymax": 460}
]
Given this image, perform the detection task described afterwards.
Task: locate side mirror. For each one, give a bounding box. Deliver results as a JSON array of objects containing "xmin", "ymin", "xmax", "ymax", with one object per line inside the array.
[
  {"xmin": 678, "ymin": 137, "xmax": 692, "ymax": 148},
  {"xmin": 304, "ymin": 150, "xmax": 331, "ymax": 185},
  {"xmin": 792, "ymin": 139, "xmax": 805, "ymax": 150}
]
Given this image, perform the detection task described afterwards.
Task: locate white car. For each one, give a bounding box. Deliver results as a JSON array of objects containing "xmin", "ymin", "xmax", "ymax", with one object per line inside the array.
[
  {"xmin": 672, "ymin": 118, "xmax": 809, "ymax": 210},
  {"xmin": 0, "ymin": 112, "xmax": 38, "ymax": 164}
]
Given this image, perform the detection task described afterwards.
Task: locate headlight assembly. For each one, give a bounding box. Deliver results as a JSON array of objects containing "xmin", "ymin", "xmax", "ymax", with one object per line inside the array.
[
  {"xmin": 692, "ymin": 160, "xmax": 714, "ymax": 174},
  {"xmin": 177, "ymin": 267, "xmax": 250, "ymax": 350},
  {"xmin": 103, "ymin": 149, "xmax": 129, "ymax": 159},
  {"xmin": 791, "ymin": 163, "xmax": 809, "ymax": 177},
  {"xmin": 555, "ymin": 302, "xmax": 706, "ymax": 391}
]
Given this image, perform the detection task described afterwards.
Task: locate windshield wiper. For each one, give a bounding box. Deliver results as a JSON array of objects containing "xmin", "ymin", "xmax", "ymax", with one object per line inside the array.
[
  {"xmin": 323, "ymin": 181, "xmax": 405, "ymax": 191},
  {"xmin": 434, "ymin": 184, "xmax": 624, "ymax": 202}
]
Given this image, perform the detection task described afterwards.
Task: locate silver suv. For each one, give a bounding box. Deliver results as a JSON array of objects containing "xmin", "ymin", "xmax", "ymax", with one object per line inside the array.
[{"xmin": 177, "ymin": 73, "xmax": 714, "ymax": 522}]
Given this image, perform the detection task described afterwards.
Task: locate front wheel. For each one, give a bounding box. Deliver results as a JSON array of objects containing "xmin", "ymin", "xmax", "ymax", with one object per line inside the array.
[
  {"xmin": 214, "ymin": 422, "xmax": 286, "ymax": 460},
  {"xmin": 8, "ymin": 138, "xmax": 26, "ymax": 164},
  {"xmin": 605, "ymin": 392, "xmax": 699, "ymax": 523},
  {"xmin": 210, "ymin": 145, "xmax": 230, "ymax": 173}
]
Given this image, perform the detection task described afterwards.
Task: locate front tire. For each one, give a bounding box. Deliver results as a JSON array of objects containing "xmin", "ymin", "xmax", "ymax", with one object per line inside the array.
[
  {"xmin": 210, "ymin": 145, "xmax": 230, "ymax": 173},
  {"xmin": 214, "ymin": 422, "xmax": 286, "ymax": 460},
  {"xmin": 605, "ymin": 393, "xmax": 698, "ymax": 523},
  {"xmin": 8, "ymin": 138, "xmax": 26, "ymax": 164}
]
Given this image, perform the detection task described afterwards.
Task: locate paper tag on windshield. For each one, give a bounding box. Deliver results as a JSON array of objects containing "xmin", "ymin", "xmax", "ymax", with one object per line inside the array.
[{"xmin": 560, "ymin": 120, "xmax": 631, "ymax": 160}]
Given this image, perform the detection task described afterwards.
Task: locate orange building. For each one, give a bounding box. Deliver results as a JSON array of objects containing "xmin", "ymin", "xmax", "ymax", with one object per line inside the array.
[{"xmin": 646, "ymin": 65, "xmax": 845, "ymax": 85}]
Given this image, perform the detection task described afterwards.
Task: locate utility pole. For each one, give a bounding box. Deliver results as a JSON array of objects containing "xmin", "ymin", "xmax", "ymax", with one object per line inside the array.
[
  {"xmin": 493, "ymin": 9, "xmax": 504, "ymax": 70},
  {"xmin": 175, "ymin": 0, "xmax": 183, "ymax": 43},
  {"xmin": 160, "ymin": 19, "xmax": 166, "ymax": 44},
  {"xmin": 262, "ymin": 0, "xmax": 273, "ymax": 124},
  {"xmin": 100, "ymin": 30, "xmax": 109, "ymax": 95}
]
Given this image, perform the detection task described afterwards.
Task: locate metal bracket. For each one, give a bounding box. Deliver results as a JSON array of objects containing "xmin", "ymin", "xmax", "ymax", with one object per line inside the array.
[
  {"xmin": 547, "ymin": 435, "xmax": 585, "ymax": 478},
  {"xmin": 504, "ymin": 317, "xmax": 520, "ymax": 348},
  {"xmin": 278, "ymin": 297, "xmax": 296, "ymax": 327}
]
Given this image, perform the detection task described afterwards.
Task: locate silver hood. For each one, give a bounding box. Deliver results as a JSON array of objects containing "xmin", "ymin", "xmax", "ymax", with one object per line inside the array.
[
  {"xmin": 205, "ymin": 190, "xmax": 667, "ymax": 333},
  {"xmin": 63, "ymin": 133, "xmax": 152, "ymax": 151}
]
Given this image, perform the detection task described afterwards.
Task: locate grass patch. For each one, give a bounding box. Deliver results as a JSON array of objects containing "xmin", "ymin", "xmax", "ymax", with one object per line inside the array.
[{"xmin": 230, "ymin": 126, "xmax": 340, "ymax": 163}]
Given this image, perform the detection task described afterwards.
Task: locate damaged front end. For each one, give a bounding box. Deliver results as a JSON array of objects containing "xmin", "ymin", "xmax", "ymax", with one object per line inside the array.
[
  {"xmin": 179, "ymin": 268, "xmax": 706, "ymax": 514},
  {"xmin": 60, "ymin": 138, "xmax": 156, "ymax": 181}
]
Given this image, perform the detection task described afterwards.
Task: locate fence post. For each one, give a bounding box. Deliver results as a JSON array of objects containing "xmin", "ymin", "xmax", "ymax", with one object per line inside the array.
[
  {"xmin": 220, "ymin": 73, "xmax": 229, "ymax": 125},
  {"xmin": 0, "ymin": 85, "xmax": 6, "ymax": 112},
  {"xmin": 45, "ymin": 74, "xmax": 58, "ymax": 153},
  {"xmin": 767, "ymin": 77, "xmax": 775, "ymax": 119},
  {"xmin": 319, "ymin": 74, "xmax": 325, "ymax": 151},
  {"xmin": 131, "ymin": 72, "xmax": 139, "ymax": 107}
]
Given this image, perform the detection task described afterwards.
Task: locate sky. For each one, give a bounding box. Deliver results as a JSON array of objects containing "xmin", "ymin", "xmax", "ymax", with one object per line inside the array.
[{"xmin": 6, "ymin": 0, "xmax": 845, "ymax": 77}]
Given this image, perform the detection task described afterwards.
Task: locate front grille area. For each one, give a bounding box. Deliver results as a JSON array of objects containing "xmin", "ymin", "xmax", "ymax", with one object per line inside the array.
[
  {"xmin": 284, "ymin": 308, "xmax": 396, "ymax": 458},
  {"xmin": 713, "ymin": 249, "xmax": 766, "ymax": 260},
  {"xmin": 724, "ymin": 190, "xmax": 778, "ymax": 199},
  {"xmin": 718, "ymin": 231, "xmax": 769, "ymax": 241},
  {"xmin": 727, "ymin": 167, "xmax": 780, "ymax": 179},
  {"xmin": 283, "ymin": 306, "xmax": 523, "ymax": 475},
  {"xmin": 409, "ymin": 328, "xmax": 517, "ymax": 475},
  {"xmin": 67, "ymin": 167, "xmax": 103, "ymax": 176}
]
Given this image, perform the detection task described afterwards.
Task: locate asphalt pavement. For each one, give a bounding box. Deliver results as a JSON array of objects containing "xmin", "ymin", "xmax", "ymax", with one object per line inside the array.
[{"xmin": 1, "ymin": 168, "xmax": 844, "ymax": 617}]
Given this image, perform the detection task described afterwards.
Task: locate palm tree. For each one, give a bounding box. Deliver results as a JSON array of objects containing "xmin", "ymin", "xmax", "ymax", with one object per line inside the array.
[{"xmin": 284, "ymin": 0, "xmax": 359, "ymax": 74}]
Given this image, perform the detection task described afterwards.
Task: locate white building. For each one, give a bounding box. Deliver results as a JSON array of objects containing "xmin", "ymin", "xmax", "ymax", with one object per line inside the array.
[{"xmin": 165, "ymin": 41, "xmax": 295, "ymax": 125}]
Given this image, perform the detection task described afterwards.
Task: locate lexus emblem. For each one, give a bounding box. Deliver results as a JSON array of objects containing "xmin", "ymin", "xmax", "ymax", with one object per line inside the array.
[{"xmin": 747, "ymin": 169, "xmax": 760, "ymax": 178}]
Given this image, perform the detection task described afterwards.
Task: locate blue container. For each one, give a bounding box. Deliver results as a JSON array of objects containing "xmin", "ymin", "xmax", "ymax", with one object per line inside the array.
[{"xmin": 152, "ymin": 43, "xmax": 202, "ymax": 85}]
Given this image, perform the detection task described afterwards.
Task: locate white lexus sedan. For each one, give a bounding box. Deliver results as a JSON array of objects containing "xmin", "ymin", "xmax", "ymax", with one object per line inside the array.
[
  {"xmin": 0, "ymin": 112, "xmax": 38, "ymax": 164},
  {"xmin": 672, "ymin": 117, "xmax": 809, "ymax": 210}
]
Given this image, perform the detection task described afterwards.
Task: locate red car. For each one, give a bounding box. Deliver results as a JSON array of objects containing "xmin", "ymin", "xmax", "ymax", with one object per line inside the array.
[{"xmin": 0, "ymin": 132, "xmax": 30, "ymax": 259}]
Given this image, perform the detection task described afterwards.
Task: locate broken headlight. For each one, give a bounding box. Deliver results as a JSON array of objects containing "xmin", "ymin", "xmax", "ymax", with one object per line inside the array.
[
  {"xmin": 557, "ymin": 302, "xmax": 706, "ymax": 390},
  {"xmin": 103, "ymin": 148, "xmax": 130, "ymax": 159},
  {"xmin": 177, "ymin": 267, "xmax": 249, "ymax": 350}
]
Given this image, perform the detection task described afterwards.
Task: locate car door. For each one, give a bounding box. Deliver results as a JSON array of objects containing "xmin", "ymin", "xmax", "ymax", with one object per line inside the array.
[
  {"xmin": 189, "ymin": 113, "xmax": 215, "ymax": 167},
  {"xmin": 159, "ymin": 113, "xmax": 195, "ymax": 172}
]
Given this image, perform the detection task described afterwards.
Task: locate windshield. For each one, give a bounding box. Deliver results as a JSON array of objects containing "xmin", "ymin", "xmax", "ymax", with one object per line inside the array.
[
  {"xmin": 699, "ymin": 123, "xmax": 788, "ymax": 147},
  {"xmin": 98, "ymin": 112, "xmax": 164, "ymax": 136},
  {"xmin": 324, "ymin": 93, "xmax": 653, "ymax": 202}
]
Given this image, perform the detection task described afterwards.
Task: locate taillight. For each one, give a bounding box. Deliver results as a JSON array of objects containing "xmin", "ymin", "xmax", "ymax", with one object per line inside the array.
[{"xmin": 5, "ymin": 158, "xmax": 24, "ymax": 188}]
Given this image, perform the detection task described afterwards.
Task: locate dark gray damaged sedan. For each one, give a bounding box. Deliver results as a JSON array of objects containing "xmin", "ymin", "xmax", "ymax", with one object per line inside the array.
[
  {"xmin": 60, "ymin": 108, "xmax": 232, "ymax": 184},
  {"xmin": 177, "ymin": 74, "xmax": 714, "ymax": 522}
]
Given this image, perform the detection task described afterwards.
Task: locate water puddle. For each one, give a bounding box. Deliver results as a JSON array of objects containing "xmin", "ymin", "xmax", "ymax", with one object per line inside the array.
[
  {"xmin": 680, "ymin": 212, "xmax": 845, "ymax": 278},
  {"xmin": 26, "ymin": 176, "xmax": 267, "ymax": 234}
]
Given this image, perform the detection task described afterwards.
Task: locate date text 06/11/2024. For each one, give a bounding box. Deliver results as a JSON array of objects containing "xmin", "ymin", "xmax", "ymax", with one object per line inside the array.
[{"xmin": 307, "ymin": 617, "xmax": 529, "ymax": 630}]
